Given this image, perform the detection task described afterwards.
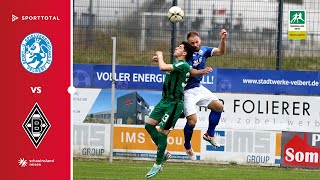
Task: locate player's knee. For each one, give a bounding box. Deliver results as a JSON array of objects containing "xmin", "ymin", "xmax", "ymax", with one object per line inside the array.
[
  {"xmin": 186, "ymin": 115, "xmax": 197, "ymax": 127},
  {"xmin": 215, "ymin": 103, "xmax": 224, "ymax": 112},
  {"xmin": 208, "ymin": 100, "xmax": 224, "ymax": 112}
]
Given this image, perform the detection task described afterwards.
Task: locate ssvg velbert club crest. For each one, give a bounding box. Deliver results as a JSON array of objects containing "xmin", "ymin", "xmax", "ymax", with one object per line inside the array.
[{"xmin": 20, "ymin": 33, "xmax": 52, "ymax": 74}]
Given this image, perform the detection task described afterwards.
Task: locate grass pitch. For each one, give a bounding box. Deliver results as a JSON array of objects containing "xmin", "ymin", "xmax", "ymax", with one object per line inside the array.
[{"xmin": 73, "ymin": 159, "xmax": 320, "ymax": 180}]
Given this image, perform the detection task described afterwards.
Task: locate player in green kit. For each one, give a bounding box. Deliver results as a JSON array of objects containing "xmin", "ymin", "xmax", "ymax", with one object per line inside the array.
[{"xmin": 145, "ymin": 41, "xmax": 212, "ymax": 179}]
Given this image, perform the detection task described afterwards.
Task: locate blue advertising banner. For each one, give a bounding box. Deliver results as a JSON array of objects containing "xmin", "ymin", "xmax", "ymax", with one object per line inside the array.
[
  {"xmin": 73, "ymin": 64, "xmax": 319, "ymax": 96},
  {"xmin": 216, "ymin": 68, "xmax": 320, "ymax": 95},
  {"xmin": 73, "ymin": 64, "xmax": 94, "ymax": 88},
  {"xmin": 93, "ymin": 65, "xmax": 164, "ymax": 90},
  {"xmin": 73, "ymin": 64, "xmax": 217, "ymax": 91}
]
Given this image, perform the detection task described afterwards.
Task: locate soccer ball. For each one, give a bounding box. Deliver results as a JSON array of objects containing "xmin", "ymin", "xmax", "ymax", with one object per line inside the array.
[{"xmin": 167, "ymin": 6, "xmax": 184, "ymax": 23}]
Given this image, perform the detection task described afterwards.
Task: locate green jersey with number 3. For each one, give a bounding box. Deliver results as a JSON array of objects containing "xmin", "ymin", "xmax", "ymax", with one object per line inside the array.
[
  {"xmin": 162, "ymin": 60, "xmax": 190, "ymax": 101},
  {"xmin": 150, "ymin": 60, "xmax": 190, "ymax": 130}
]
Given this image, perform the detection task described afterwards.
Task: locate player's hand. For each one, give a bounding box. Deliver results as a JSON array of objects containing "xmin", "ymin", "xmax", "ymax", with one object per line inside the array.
[
  {"xmin": 152, "ymin": 55, "xmax": 158, "ymax": 62},
  {"xmin": 202, "ymin": 67, "xmax": 213, "ymax": 74},
  {"xmin": 152, "ymin": 51, "xmax": 163, "ymax": 62},
  {"xmin": 155, "ymin": 51, "xmax": 163, "ymax": 57},
  {"xmin": 220, "ymin": 29, "xmax": 227, "ymax": 40}
]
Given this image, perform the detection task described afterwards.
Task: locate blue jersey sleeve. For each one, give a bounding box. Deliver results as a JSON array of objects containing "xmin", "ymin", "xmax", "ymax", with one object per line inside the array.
[
  {"xmin": 185, "ymin": 46, "xmax": 215, "ymax": 90},
  {"xmin": 203, "ymin": 46, "xmax": 214, "ymax": 58}
]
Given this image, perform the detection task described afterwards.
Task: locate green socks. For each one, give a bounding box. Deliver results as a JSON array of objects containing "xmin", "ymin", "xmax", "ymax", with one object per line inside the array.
[
  {"xmin": 145, "ymin": 123, "xmax": 159, "ymax": 145},
  {"xmin": 145, "ymin": 124, "xmax": 168, "ymax": 165},
  {"xmin": 156, "ymin": 132, "xmax": 168, "ymax": 165}
]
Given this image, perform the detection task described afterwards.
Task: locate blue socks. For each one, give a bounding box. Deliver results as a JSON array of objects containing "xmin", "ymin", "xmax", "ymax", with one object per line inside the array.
[
  {"xmin": 183, "ymin": 122, "xmax": 194, "ymax": 149},
  {"xmin": 184, "ymin": 110, "xmax": 222, "ymax": 149},
  {"xmin": 207, "ymin": 110, "xmax": 222, "ymax": 136}
]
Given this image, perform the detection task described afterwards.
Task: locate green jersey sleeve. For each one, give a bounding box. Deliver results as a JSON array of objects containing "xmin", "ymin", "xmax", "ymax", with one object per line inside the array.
[{"xmin": 172, "ymin": 61, "xmax": 190, "ymax": 73}]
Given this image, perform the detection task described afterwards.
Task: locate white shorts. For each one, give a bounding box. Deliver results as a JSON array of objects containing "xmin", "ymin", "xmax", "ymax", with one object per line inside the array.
[{"xmin": 183, "ymin": 85, "xmax": 219, "ymax": 117}]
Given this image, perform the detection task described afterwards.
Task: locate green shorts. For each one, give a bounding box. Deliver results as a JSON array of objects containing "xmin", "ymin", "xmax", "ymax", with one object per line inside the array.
[{"xmin": 149, "ymin": 99, "xmax": 184, "ymax": 130}]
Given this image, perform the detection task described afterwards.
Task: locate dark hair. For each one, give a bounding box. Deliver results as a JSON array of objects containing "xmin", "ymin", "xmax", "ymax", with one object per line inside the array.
[
  {"xmin": 181, "ymin": 41, "xmax": 194, "ymax": 61},
  {"xmin": 187, "ymin": 31, "xmax": 200, "ymax": 40}
]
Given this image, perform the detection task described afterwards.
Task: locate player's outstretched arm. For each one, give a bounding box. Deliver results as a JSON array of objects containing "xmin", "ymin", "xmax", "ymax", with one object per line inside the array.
[
  {"xmin": 152, "ymin": 51, "xmax": 174, "ymax": 72},
  {"xmin": 190, "ymin": 67, "xmax": 213, "ymax": 77},
  {"xmin": 213, "ymin": 29, "xmax": 227, "ymax": 56}
]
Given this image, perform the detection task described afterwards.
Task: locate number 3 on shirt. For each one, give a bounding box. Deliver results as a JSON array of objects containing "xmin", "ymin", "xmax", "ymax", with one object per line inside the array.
[{"xmin": 161, "ymin": 114, "xmax": 169, "ymax": 123}]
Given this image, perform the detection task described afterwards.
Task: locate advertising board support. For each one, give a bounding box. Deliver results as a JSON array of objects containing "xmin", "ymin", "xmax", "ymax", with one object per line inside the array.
[{"xmin": 109, "ymin": 37, "xmax": 116, "ymax": 163}]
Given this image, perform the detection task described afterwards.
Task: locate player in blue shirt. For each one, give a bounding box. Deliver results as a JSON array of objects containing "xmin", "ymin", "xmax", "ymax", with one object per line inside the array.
[{"xmin": 183, "ymin": 29, "xmax": 227, "ymax": 160}]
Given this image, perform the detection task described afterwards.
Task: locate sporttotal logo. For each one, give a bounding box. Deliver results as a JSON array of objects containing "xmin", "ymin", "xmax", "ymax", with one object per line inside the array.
[
  {"xmin": 12, "ymin": 14, "xmax": 19, "ymax": 22},
  {"xmin": 11, "ymin": 14, "xmax": 60, "ymax": 22},
  {"xmin": 23, "ymin": 103, "xmax": 51, "ymax": 148},
  {"xmin": 20, "ymin": 33, "xmax": 53, "ymax": 74},
  {"xmin": 282, "ymin": 132, "xmax": 320, "ymax": 167}
]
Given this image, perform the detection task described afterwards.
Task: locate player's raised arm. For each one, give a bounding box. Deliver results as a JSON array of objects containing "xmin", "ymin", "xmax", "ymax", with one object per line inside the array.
[
  {"xmin": 190, "ymin": 67, "xmax": 213, "ymax": 77},
  {"xmin": 152, "ymin": 51, "xmax": 174, "ymax": 72},
  {"xmin": 213, "ymin": 29, "xmax": 227, "ymax": 56}
]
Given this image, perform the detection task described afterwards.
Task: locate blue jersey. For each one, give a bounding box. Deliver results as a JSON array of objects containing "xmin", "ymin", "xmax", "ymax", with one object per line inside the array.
[{"xmin": 185, "ymin": 46, "xmax": 214, "ymax": 90}]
